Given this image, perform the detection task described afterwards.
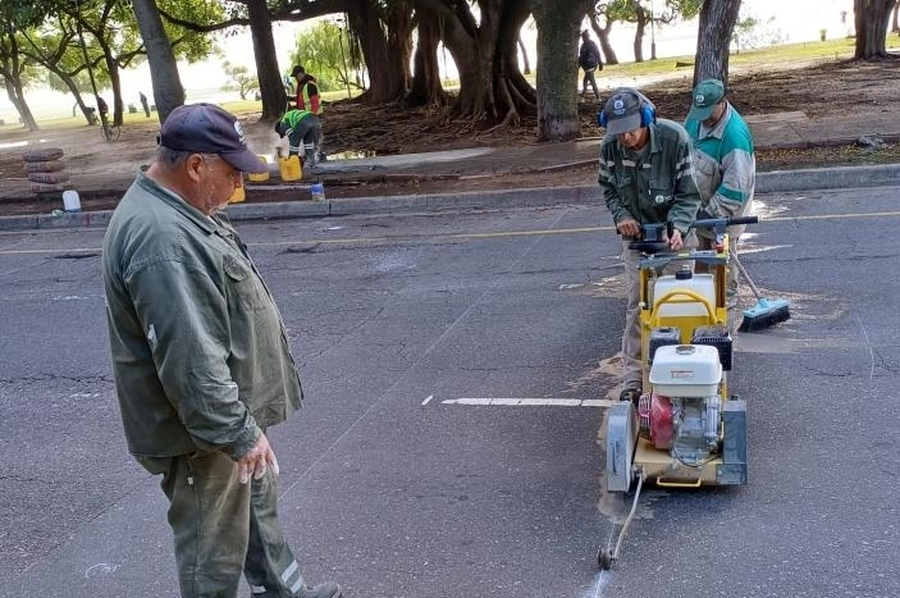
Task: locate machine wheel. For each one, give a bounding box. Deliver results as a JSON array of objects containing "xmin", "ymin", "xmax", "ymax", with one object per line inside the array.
[{"xmin": 597, "ymin": 547, "xmax": 612, "ymax": 570}]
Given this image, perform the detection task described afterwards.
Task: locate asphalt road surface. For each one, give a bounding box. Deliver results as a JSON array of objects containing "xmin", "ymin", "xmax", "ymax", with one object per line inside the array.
[{"xmin": 1, "ymin": 186, "xmax": 898, "ymax": 598}]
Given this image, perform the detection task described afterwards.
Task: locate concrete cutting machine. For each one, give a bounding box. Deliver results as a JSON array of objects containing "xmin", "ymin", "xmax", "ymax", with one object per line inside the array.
[{"xmin": 598, "ymin": 215, "xmax": 758, "ymax": 570}]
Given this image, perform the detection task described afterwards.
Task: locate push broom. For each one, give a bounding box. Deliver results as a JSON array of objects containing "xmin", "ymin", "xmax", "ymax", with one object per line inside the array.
[{"xmin": 731, "ymin": 253, "xmax": 791, "ymax": 332}]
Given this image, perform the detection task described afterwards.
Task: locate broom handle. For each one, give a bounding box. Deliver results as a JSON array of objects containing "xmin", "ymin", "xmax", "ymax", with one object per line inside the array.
[{"xmin": 730, "ymin": 252, "xmax": 763, "ymax": 301}]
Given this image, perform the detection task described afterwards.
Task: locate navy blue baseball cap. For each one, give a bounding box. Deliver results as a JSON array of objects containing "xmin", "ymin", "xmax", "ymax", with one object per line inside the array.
[
  {"xmin": 159, "ymin": 103, "xmax": 266, "ymax": 173},
  {"xmin": 602, "ymin": 91, "xmax": 643, "ymax": 135}
]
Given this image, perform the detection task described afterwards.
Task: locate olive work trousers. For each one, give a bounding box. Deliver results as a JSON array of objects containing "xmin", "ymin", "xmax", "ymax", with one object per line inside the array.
[
  {"xmin": 137, "ymin": 450, "xmax": 307, "ymax": 598},
  {"xmin": 620, "ymin": 236, "xmax": 695, "ymax": 390}
]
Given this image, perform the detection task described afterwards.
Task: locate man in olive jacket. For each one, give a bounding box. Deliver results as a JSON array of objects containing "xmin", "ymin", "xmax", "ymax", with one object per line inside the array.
[
  {"xmin": 102, "ymin": 103, "xmax": 341, "ymax": 598},
  {"xmin": 598, "ymin": 88, "xmax": 701, "ymax": 405}
]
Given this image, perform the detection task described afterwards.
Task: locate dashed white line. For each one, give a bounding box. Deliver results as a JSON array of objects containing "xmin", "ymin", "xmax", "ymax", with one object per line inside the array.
[
  {"xmin": 421, "ymin": 394, "xmax": 434, "ymax": 406},
  {"xmin": 440, "ymin": 397, "xmax": 613, "ymax": 408}
]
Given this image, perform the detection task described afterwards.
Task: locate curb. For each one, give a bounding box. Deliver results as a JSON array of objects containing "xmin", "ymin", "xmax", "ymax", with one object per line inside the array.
[
  {"xmin": 755, "ymin": 163, "xmax": 900, "ymax": 193},
  {"xmin": 1, "ymin": 163, "xmax": 899, "ymax": 232}
]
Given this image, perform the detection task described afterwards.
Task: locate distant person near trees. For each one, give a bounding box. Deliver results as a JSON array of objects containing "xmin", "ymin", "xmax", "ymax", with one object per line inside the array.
[
  {"xmin": 96, "ymin": 95, "xmax": 109, "ymax": 121},
  {"xmin": 139, "ymin": 92, "xmax": 150, "ymax": 117},
  {"xmin": 578, "ymin": 30, "xmax": 603, "ymax": 101},
  {"xmin": 291, "ymin": 65, "xmax": 321, "ymax": 115},
  {"xmin": 683, "ymin": 78, "xmax": 756, "ymax": 301}
]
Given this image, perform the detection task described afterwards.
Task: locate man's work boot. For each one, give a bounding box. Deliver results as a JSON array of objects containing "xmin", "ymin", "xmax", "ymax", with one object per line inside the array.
[{"xmin": 299, "ymin": 581, "xmax": 342, "ymax": 598}]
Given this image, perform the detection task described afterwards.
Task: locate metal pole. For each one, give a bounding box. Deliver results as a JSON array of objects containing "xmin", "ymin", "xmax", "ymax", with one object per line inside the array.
[{"xmin": 650, "ymin": 0, "xmax": 657, "ymax": 60}]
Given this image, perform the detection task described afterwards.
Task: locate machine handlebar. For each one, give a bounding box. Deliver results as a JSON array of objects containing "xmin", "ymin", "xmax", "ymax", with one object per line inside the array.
[
  {"xmin": 691, "ymin": 215, "xmax": 758, "ymax": 231},
  {"xmin": 629, "ymin": 215, "xmax": 759, "ymax": 255}
]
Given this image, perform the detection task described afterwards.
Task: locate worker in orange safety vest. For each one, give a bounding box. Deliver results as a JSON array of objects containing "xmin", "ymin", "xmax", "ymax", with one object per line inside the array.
[{"xmin": 290, "ymin": 65, "xmax": 321, "ymax": 115}]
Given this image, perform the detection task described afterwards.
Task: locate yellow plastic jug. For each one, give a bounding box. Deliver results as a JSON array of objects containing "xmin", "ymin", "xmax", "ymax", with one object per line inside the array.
[
  {"xmin": 247, "ymin": 155, "xmax": 270, "ymax": 183},
  {"xmin": 228, "ymin": 183, "xmax": 246, "ymax": 204},
  {"xmin": 278, "ymin": 155, "xmax": 302, "ymax": 182}
]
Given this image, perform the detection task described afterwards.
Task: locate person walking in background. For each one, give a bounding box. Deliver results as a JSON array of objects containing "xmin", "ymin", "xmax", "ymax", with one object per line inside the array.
[
  {"xmin": 683, "ymin": 78, "xmax": 756, "ymax": 302},
  {"xmin": 139, "ymin": 91, "xmax": 150, "ymax": 117},
  {"xmin": 291, "ymin": 65, "xmax": 322, "ymax": 115},
  {"xmin": 275, "ymin": 108, "xmax": 323, "ymax": 167},
  {"xmin": 102, "ymin": 103, "xmax": 342, "ymax": 598},
  {"xmin": 597, "ymin": 88, "xmax": 701, "ymax": 405},
  {"xmin": 578, "ymin": 30, "xmax": 603, "ymax": 101}
]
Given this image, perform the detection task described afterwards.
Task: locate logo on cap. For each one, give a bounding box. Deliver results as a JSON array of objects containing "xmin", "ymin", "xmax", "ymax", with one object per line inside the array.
[
  {"xmin": 233, "ymin": 120, "xmax": 246, "ymax": 146},
  {"xmin": 613, "ymin": 99, "xmax": 625, "ymax": 115},
  {"xmin": 695, "ymin": 93, "xmax": 705, "ymax": 106}
]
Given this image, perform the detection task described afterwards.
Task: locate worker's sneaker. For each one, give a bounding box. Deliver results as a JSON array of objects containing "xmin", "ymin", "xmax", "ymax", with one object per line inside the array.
[
  {"xmin": 298, "ymin": 582, "xmax": 342, "ymax": 598},
  {"xmin": 619, "ymin": 386, "xmax": 642, "ymax": 407}
]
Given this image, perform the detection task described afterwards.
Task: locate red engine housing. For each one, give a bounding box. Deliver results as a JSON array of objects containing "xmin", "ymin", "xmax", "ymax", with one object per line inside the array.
[{"xmin": 638, "ymin": 393, "xmax": 674, "ymax": 449}]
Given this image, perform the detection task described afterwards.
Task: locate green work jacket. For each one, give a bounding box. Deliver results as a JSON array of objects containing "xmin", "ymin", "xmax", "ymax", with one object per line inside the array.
[
  {"xmin": 598, "ymin": 118, "xmax": 701, "ymax": 237},
  {"xmin": 684, "ymin": 102, "xmax": 756, "ymax": 220},
  {"xmin": 102, "ymin": 172, "xmax": 303, "ymax": 461}
]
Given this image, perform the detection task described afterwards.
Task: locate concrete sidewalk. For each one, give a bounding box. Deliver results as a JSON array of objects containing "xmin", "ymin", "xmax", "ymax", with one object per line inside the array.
[{"xmin": 2, "ymin": 108, "xmax": 899, "ymax": 231}]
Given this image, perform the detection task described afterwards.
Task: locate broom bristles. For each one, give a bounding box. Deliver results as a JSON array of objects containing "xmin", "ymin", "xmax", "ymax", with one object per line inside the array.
[{"xmin": 738, "ymin": 298, "xmax": 791, "ymax": 332}]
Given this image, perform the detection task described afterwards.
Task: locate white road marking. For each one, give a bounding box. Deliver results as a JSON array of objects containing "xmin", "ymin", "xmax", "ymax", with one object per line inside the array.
[
  {"xmin": 421, "ymin": 394, "xmax": 434, "ymax": 406},
  {"xmin": 441, "ymin": 397, "xmax": 613, "ymax": 408}
]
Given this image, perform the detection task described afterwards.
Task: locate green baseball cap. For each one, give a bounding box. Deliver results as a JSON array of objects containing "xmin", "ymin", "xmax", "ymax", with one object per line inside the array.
[{"xmin": 688, "ymin": 79, "xmax": 725, "ymax": 121}]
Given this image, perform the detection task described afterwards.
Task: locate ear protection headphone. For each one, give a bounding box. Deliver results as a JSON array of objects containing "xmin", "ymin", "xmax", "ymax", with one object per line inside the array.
[{"xmin": 597, "ymin": 88, "xmax": 657, "ymax": 130}]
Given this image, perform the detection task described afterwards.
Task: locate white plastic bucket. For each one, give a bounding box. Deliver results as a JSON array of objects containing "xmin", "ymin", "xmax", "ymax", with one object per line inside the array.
[
  {"xmin": 62, "ymin": 189, "xmax": 81, "ymax": 212},
  {"xmin": 652, "ymin": 273, "xmax": 715, "ymax": 317}
]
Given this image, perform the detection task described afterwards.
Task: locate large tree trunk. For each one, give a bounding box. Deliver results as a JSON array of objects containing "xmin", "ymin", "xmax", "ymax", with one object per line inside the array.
[
  {"xmin": 632, "ymin": 2, "xmax": 647, "ymax": 62},
  {"xmin": 414, "ymin": 0, "xmax": 532, "ymax": 127},
  {"xmin": 107, "ymin": 57, "xmax": 124, "ymax": 126},
  {"xmin": 589, "ymin": 16, "xmax": 619, "ymax": 65},
  {"xmin": 349, "ymin": 0, "xmax": 413, "ymax": 104},
  {"xmin": 532, "ymin": 0, "xmax": 594, "ymax": 142},
  {"xmin": 441, "ymin": 0, "xmax": 500, "ymax": 120},
  {"xmin": 407, "ymin": 6, "xmax": 447, "ymax": 107},
  {"xmin": 95, "ymin": 40, "xmax": 125, "ymax": 127},
  {"xmin": 692, "ymin": 0, "xmax": 742, "ymax": 87},
  {"xmin": 247, "ymin": 0, "xmax": 286, "ymax": 120},
  {"xmin": 131, "ymin": 0, "xmax": 185, "ymax": 122},
  {"xmin": 855, "ymin": 0, "xmax": 896, "ymax": 59},
  {"xmin": 4, "ymin": 76, "xmax": 38, "ymax": 131},
  {"xmin": 0, "ymin": 31, "xmax": 39, "ymax": 131},
  {"xmin": 60, "ymin": 75, "xmax": 97, "ymax": 125},
  {"xmin": 517, "ymin": 36, "xmax": 531, "ymax": 74}
]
